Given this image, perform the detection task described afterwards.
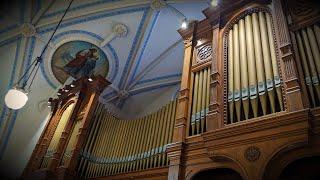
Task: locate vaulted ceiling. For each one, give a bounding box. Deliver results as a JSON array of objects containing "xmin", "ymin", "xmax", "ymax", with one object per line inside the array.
[{"xmin": 0, "ymin": 0, "xmax": 210, "ymax": 119}]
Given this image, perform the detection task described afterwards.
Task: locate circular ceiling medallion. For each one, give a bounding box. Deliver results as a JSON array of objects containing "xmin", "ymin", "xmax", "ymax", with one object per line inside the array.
[
  {"xmin": 51, "ymin": 41, "xmax": 109, "ymax": 84},
  {"xmin": 244, "ymin": 146, "xmax": 261, "ymax": 162}
]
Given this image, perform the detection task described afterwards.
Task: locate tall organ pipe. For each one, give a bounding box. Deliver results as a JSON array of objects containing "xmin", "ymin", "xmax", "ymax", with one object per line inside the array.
[
  {"xmin": 252, "ymin": 12, "xmax": 267, "ymax": 115},
  {"xmin": 228, "ymin": 29, "xmax": 235, "ymax": 123},
  {"xmin": 233, "ymin": 23, "xmax": 242, "ymax": 121},
  {"xmin": 239, "ymin": 19, "xmax": 250, "ymax": 119},
  {"xmin": 245, "ymin": 15, "xmax": 258, "ymax": 118}
]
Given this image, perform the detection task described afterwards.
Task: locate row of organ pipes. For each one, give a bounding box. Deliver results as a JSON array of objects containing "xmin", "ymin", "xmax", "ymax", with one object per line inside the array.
[
  {"xmin": 227, "ymin": 11, "xmax": 283, "ymax": 123},
  {"xmin": 77, "ymin": 99, "xmax": 177, "ymax": 178},
  {"xmin": 295, "ymin": 24, "xmax": 320, "ymax": 107},
  {"xmin": 189, "ymin": 66, "xmax": 211, "ymax": 136}
]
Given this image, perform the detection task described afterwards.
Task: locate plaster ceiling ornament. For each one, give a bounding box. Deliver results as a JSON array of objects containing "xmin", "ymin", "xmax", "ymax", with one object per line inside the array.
[
  {"xmin": 112, "ymin": 23, "xmax": 128, "ymax": 38},
  {"xmin": 244, "ymin": 146, "xmax": 261, "ymax": 162},
  {"xmin": 21, "ymin": 23, "xmax": 36, "ymax": 37},
  {"xmin": 150, "ymin": 0, "xmax": 167, "ymax": 11},
  {"xmin": 118, "ymin": 90, "xmax": 129, "ymax": 100}
]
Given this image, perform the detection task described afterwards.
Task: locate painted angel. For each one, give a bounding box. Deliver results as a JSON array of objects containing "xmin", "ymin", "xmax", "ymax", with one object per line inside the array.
[{"xmin": 63, "ymin": 48, "xmax": 99, "ymax": 79}]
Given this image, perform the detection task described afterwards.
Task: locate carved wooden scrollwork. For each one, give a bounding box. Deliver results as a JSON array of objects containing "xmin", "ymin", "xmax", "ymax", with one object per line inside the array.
[{"xmin": 197, "ymin": 44, "xmax": 213, "ymax": 63}]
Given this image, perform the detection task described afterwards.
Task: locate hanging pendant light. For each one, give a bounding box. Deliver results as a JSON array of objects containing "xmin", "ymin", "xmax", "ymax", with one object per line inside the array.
[{"xmin": 4, "ymin": 0, "xmax": 74, "ymax": 110}]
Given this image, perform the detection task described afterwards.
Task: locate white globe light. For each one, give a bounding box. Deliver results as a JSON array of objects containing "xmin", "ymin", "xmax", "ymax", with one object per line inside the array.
[{"xmin": 5, "ymin": 88, "xmax": 28, "ymax": 110}]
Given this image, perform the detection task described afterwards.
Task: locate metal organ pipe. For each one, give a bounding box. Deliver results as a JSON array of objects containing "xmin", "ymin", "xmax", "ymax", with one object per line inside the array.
[
  {"xmin": 233, "ymin": 23, "xmax": 242, "ymax": 122},
  {"xmin": 245, "ymin": 15, "xmax": 258, "ymax": 118}
]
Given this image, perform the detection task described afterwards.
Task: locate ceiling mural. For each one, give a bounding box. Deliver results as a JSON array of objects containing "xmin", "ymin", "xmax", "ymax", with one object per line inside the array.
[{"xmin": 51, "ymin": 40, "xmax": 109, "ymax": 84}]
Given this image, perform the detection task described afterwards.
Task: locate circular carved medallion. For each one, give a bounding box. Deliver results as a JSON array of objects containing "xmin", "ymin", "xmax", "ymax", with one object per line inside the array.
[
  {"xmin": 244, "ymin": 146, "xmax": 260, "ymax": 162},
  {"xmin": 197, "ymin": 44, "xmax": 212, "ymax": 62}
]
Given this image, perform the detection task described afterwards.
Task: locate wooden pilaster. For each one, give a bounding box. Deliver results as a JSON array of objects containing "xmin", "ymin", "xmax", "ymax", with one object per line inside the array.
[
  {"xmin": 167, "ymin": 22, "xmax": 197, "ymax": 180},
  {"xmin": 207, "ymin": 23, "xmax": 224, "ymax": 130},
  {"xmin": 271, "ymin": 0, "xmax": 304, "ymax": 111}
]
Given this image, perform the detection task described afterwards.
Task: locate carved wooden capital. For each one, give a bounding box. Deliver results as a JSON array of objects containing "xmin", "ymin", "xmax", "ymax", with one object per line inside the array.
[{"xmin": 183, "ymin": 36, "xmax": 193, "ymax": 48}]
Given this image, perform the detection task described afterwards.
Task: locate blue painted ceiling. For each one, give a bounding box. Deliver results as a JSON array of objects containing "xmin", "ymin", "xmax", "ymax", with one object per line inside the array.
[{"xmin": 0, "ymin": 0, "xmax": 210, "ymax": 119}]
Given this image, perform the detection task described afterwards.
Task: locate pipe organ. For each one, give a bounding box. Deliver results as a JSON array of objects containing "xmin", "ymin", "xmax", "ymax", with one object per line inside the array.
[
  {"xmin": 295, "ymin": 24, "xmax": 320, "ymax": 107},
  {"xmin": 23, "ymin": 1, "xmax": 320, "ymax": 179},
  {"xmin": 226, "ymin": 11, "xmax": 283, "ymax": 123},
  {"xmin": 77, "ymin": 99, "xmax": 177, "ymax": 178}
]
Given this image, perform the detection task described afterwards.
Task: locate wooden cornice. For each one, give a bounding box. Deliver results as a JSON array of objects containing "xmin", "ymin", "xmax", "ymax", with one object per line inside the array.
[
  {"xmin": 202, "ymin": 109, "xmax": 309, "ymax": 150},
  {"xmin": 177, "ymin": 20, "xmax": 197, "ymax": 40}
]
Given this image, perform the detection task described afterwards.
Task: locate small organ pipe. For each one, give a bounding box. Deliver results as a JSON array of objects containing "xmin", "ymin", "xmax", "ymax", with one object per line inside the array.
[
  {"xmin": 196, "ymin": 70, "xmax": 204, "ymax": 134},
  {"xmin": 201, "ymin": 68, "xmax": 208, "ymax": 133}
]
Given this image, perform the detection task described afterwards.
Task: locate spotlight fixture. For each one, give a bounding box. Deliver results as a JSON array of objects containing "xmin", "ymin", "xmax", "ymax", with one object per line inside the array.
[
  {"xmin": 70, "ymin": 84, "xmax": 75, "ymax": 88},
  {"xmin": 4, "ymin": 0, "xmax": 74, "ymax": 110},
  {"xmin": 181, "ymin": 19, "xmax": 188, "ymax": 29},
  {"xmin": 88, "ymin": 77, "xmax": 93, "ymax": 82}
]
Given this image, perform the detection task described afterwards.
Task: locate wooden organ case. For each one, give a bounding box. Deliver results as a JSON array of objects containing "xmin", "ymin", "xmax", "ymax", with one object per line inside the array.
[
  {"xmin": 23, "ymin": 76, "xmax": 110, "ymax": 179},
  {"xmin": 23, "ymin": 0, "xmax": 320, "ymax": 179}
]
